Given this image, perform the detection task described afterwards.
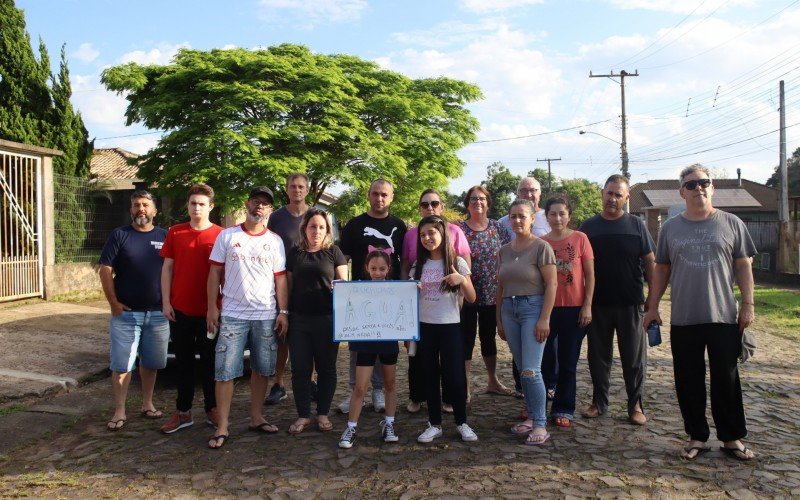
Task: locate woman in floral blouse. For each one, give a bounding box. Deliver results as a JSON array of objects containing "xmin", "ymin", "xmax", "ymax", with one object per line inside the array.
[{"xmin": 459, "ymin": 185, "xmax": 513, "ymax": 401}]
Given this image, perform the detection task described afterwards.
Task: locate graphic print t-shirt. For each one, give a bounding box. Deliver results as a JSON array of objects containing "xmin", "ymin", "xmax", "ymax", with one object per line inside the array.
[
  {"xmin": 542, "ymin": 231, "xmax": 594, "ymax": 308},
  {"xmin": 209, "ymin": 224, "xmax": 286, "ymax": 320},
  {"xmin": 340, "ymin": 213, "xmax": 406, "ymax": 280},
  {"xmin": 411, "ymin": 257, "xmax": 470, "ymax": 324}
]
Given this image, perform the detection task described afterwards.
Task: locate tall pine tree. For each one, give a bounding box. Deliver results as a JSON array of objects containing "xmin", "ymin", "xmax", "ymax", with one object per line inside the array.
[{"xmin": 0, "ymin": 0, "xmax": 91, "ymax": 176}]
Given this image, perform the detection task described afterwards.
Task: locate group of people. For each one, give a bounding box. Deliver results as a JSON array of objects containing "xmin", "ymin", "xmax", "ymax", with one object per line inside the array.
[{"xmin": 99, "ymin": 165, "xmax": 757, "ymax": 460}]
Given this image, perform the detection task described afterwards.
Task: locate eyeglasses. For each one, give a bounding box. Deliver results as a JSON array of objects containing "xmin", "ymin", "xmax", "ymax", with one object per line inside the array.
[
  {"xmin": 249, "ymin": 199, "xmax": 272, "ymax": 208},
  {"xmin": 469, "ymin": 196, "xmax": 488, "ymax": 203},
  {"xmin": 518, "ymin": 188, "xmax": 539, "ymax": 195},
  {"xmin": 682, "ymin": 179, "xmax": 712, "ymax": 190},
  {"xmin": 419, "ymin": 200, "xmax": 442, "ymax": 209}
]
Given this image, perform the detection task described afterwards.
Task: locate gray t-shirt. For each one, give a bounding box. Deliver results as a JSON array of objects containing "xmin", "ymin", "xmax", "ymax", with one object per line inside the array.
[
  {"xmin": 411, "ymin": 257, "xmax": 470, "ymax": 324},
  {"xmin": 267, "ymin": 206, "xmax": 306, "ymax": 253},
  {"xmin": 656, "ymin": 210, "xmax": 756, "ymax": 326},
  {"xmin": 498, "ymin": 238, "xmax": 556, "ymax": 297}
]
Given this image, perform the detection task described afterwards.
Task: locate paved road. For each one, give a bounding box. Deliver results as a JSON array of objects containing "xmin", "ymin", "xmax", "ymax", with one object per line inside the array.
[{"xmin": 0, "ymin": 300, "xmax": 798, "ymax": 497}]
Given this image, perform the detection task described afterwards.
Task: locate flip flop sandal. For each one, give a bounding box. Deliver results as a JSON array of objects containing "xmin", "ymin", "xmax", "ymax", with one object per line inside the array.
[
  {"xmin": 208, "ymin": 434, "xmax": 229, "ymax": 449},
  {"xmin": 486, "ymin": 387, "xmax": 514, "ymax": 396},
  {"xmin": 106, "ymin": 418, "xmax": 126, "ymax": 431},
  {"xmin": 510, "ymin": 423, "xmax": 534, "ymax": 435},
  {"xmin": 140, "ymin": 409, "xmax": 163, "ymax": 419},
  {"xmin": 512, "ymin": 390, "xmax": 524, "ymax": 399},
  {"xmin": 525, "ymin": 431, "xmax": 551, "ymax": 446},
  {"xmin": 289, "ymin": 421, "xmax": 310, "ymax": 435},
  {"xmin": 720, "ymin": 446, "xmax": 756, "ymax": 461},
  {"xmin": 681, "ymin": 446, "xmax": 711, "ymax": 460},
  {"xmin": 554, "ymin": 416, "xmax": 572, "ymax": 428},
  {"xmin": 248, "ymin": 422, "xmax": 279, "ymax": 434},
  {"xmin": 317, "ymin": 420, "xmax": 334, "ymax": 432}
]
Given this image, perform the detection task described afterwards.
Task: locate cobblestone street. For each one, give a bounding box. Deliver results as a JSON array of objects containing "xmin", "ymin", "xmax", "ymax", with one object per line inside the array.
[{"xmin": 0, "ymin": 301, "xmax": 798, "ymax": 498}]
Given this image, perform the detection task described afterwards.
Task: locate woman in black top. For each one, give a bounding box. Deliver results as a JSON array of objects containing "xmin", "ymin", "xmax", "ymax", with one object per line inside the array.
[{"xmin": 286, "ymin": 209, "xmax": 348, "ymax": 434}]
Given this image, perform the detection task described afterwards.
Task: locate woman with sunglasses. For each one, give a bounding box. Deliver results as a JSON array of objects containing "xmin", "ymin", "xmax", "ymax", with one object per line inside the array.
[
  {"xmin": 458, "ymin": 186, "xmax": 513, "ymax": 402},
  {"xmin": 401, "ymin": 189, "xmax": 471, "ymax": 413}
]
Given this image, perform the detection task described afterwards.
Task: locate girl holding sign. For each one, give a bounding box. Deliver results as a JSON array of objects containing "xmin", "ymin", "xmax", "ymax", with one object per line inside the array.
[
  {"xmin": 339, "ymin": 250, "xmax": 401, "ymax": 449},
  {"xmin": 411, "ymin": 215, "xmax": 478, "ymax": 443}
]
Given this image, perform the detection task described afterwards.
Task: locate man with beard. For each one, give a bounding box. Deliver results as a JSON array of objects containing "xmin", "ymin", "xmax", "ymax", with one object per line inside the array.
[
  {"xmin": 579, "ymin": 174, "xmax": 655, "ymax": 425},
  {"xmin": 99, "ymin": 190, "xmax": 169, "ymax": 431},
  {"xmin": 206, "ymin": 187, "xmax": 289, "ymax": 449},
  {"xmin": 337, "ymin": 179, "xmax": 407, "ymax": 414}
]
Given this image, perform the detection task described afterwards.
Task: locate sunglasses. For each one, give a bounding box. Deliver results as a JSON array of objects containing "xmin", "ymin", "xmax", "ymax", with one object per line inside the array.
[
  {"xmin": 419, "ymin": 200, "xmax": 442, "ymax": 209},
  {"xmin": 682, "ymin": 179, "xmax": 712, "ymax": 190},
  {"xmin": 469, "ymin": 196, "xmax": 488, "ymax": 203}
]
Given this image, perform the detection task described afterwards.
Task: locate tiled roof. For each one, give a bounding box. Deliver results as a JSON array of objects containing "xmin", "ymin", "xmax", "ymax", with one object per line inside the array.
[
  {"xmin": 90, "ymin": 148, "xmax": 141, "ymax": 180},
  {"xmin": 629, "ymin": 178, "xmax": 778, "ymax": 214}
]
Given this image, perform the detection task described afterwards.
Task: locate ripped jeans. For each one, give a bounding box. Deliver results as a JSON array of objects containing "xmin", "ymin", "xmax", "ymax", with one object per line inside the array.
[{"xmin": 501, "ymin": 295, "xmax": 546, "ymax": 428}]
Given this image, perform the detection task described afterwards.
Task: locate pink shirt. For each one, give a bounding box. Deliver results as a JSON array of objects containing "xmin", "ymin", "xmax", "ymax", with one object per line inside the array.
[{"xmin": 402, "ymin": 223, "xmax": 471, "ymax": 264}]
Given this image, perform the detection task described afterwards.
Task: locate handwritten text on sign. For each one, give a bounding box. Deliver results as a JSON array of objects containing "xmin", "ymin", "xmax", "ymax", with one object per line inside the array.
[{"xmin": 333, "ymin": 281, "xmax": 419, "ymax": 342}]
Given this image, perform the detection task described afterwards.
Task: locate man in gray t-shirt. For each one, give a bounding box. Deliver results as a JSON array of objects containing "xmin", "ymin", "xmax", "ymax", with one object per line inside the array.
[{"xmin": 644, "ymin": 164, "xmax": 757, "ymax": 461}]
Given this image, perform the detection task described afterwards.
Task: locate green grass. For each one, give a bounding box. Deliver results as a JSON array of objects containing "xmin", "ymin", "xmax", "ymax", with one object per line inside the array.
[
  {"xmin": 0, "ymin": 404, "xmax": 25, "ymax": 417},
  {"xmin": 744, "ymin": 286, "xmax": 800, "ymax": 341}
]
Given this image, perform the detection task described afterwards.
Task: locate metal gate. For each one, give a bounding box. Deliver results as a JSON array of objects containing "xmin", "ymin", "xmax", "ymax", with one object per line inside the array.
[{"xmin": 0, "ymin": 150, "xmax": 42, "ymax": 302}]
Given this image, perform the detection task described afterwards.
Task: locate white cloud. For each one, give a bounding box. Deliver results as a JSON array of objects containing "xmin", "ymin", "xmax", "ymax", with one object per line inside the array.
[
  {"xmin": 118, "ymin": 42, "xmax": 189, "ymax": 65},
  {"xmin": 71, "ymin": 42, "xmax": 99, "ymax": 63},
  {"xmin": 459, "ymin": 0, "xmax": 544, "ymax": 14},
  {"xmin": 257, "ymin": 0, "xmax": 367, "ymax": 28}
]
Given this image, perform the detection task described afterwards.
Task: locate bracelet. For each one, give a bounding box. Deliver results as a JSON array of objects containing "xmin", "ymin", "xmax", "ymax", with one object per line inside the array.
[{"xmin": 742, "ymin": 301, "xmax": 754, "ymax": 306}]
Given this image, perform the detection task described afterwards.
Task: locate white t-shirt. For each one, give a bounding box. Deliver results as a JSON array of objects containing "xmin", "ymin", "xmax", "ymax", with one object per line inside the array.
[
  {"xmin": 411, "ymin": 257, "xmax": 470, "ymax": 324},
  {"xmin": 500, "ymin": 209, "xmax": 550, "ymax": 239},
  {"xmin": 209, "ymin": 224, "xmax": 286, "ymax": 320}
]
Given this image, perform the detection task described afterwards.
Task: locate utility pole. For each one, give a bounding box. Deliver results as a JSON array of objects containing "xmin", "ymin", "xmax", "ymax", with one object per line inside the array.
[
  {"xmin": 779, "ymin": 80, "xmax": 788, "ymax": 222},
  {"xmin": 537, "ymin": 157, "xmax": 561, "ymax": 194},
  {"xmin": 589, "ymin": 70, "xmax": 638, "ymax": 179}
]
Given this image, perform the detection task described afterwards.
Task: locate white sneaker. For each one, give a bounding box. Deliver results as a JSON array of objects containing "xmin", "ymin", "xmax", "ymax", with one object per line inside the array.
[
  {"xmin": 372, "ymin": 389, "xmax": 386, "ymax": 413},
  {"xmin": 406, "ymin": 401, "xmax": 421, "ymax": 413},
  {"xmin": 442, "ymin": 403, "xmax": 454, "ymax": 413},
  {"xmin": 380, "ymin": 420, "xmax": 399, "ymax": 443},
  {"xmin": 457, "ymin": 423, "xmax": 478, "ymax": 442},
  {"xmin": 417, "ymin": 423, "xmax": 443, "ymax": 443},
  {"xmin": 338, "ymin": 426, "xmax": 357, "ymax": 449},
  {"xmin": 337, "ymin": 394, "xmax": 352, "ymax": 414}
]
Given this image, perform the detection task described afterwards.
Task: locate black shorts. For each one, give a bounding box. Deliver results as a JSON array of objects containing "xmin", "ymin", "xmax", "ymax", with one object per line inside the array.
[{"xmin": 355, "ymin": 351, "xmax": 398, "ymax": 367}]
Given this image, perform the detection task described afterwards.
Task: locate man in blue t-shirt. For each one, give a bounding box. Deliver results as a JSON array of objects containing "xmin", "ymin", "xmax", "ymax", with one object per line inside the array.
[
  {"xmin": 98, "ymin": 190, "xmax": 168, "ymax": 431},
  {"xmin": 579, "ymin": 174, "xmax": 655, "ymax": 426}
]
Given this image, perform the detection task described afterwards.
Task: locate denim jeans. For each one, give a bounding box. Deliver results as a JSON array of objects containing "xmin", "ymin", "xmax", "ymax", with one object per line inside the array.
[
  {"xmin": 109, "ymin": 310, "xmax": 169, "ymax": 373},
  {"xmin": 215, "ymin": 316, "xmax": 277, "ymax": 381},
  {"xmin": 548, "ymin": 307, "xmax": 587, "ymax": 420},
  {"xmin": 501, "ymin": 295, "xmax": 546, "ymax": 428}
]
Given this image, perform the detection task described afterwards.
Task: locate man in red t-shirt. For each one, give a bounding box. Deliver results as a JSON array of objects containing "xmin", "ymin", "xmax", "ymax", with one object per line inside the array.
[{"xmin": 159, "ymin": 184, "xmax": 224, "ymax": 434}]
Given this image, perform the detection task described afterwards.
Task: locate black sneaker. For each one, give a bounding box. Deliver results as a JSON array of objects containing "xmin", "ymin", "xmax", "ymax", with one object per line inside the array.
[
  {"xmin": 309, "ymin": 380, "xmax": 319, "ymax": 403},
  {"xmin": 264, "ymin": 383, "xmax": 287, "ymax": 405},
  {"xmin": 339, "ymin": 426, "xmax": 357, "ymax": 449}
]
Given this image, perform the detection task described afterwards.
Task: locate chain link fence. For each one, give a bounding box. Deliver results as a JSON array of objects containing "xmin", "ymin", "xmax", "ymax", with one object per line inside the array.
[{"xmin": 53, "ymin": 174, "xmax": 121, "ymax": 263}]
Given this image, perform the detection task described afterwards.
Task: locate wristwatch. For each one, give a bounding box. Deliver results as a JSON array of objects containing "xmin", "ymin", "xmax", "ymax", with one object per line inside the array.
[{"xmin": 279, "ymin": 309, "xmax": 289, "ymax": 315}]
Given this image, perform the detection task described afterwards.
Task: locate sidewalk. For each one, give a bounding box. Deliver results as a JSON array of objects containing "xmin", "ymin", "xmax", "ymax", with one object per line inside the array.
[{"xmin": 0, "ymin": 299, "xmax": 799, "ymax": 497}]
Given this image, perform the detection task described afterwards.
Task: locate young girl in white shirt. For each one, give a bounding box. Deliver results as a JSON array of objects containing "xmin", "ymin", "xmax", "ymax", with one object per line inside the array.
[{"xmin": 410, "ymin": 215, "xmax": 478, "ymax": 443}]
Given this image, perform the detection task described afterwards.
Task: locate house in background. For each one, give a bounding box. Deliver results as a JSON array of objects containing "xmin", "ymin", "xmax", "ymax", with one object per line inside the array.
[{"xmin": 629, "ymin": 172, "xmax": 779, "ymax": 269}]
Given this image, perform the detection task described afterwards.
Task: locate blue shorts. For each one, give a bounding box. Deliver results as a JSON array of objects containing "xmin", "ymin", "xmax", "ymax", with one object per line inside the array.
[
  {"xmin": 215, "ymin": 316, "xmax": 277, "ymax": 381},
  {"xmin": 109, "ymin": 310, "xmax": 169, "ymax": 373}
]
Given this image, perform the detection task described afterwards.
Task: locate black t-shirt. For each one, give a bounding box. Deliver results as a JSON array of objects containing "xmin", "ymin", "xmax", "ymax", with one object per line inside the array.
[
  {"xmin": 267, "ymin": 206, "xmax": 304, "ymax": 254},
  {"xmin": 98, "ymin": 225, "xmax": 167, "ymax": 311},
  {"xmin": 339, "ymin": 213, "xmax": 406, "ymax": 280},
  {"xmin": 579, "ymin": 213, "xmax": 654, "ymax": 307},
  {"xmin": 287, "ymin": 245, "xmax": 347, "ymax": 316}
]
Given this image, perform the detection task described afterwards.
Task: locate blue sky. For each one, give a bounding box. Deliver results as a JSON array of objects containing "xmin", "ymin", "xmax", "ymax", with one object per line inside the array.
[{"xmin": 17, "ymin": 0, "xmax": 800, "ymax": 194}]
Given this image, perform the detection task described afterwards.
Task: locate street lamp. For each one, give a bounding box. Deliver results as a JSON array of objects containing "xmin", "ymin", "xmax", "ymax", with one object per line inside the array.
[{"xmin": 579, "ymin": 130, "xmax": 629, "ymax": 179}]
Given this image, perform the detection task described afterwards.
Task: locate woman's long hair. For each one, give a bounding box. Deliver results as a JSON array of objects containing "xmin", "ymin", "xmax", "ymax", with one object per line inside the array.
[
  {"xmin": 296, "ymin": 208, "xmax": 333, "ymax": 251},
  {"xmin": 413, "ymin": 215, "xmax": 459, "ymax": 293}
]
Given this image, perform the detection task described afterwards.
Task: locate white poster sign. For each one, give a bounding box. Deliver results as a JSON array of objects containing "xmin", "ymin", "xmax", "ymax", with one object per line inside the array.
[{"xmin": 333, "ymin": 281, "xmax": 419, "ymax": 342}]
